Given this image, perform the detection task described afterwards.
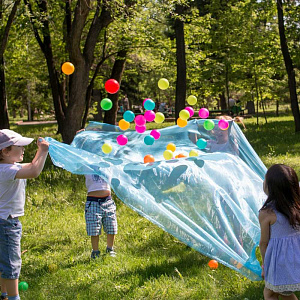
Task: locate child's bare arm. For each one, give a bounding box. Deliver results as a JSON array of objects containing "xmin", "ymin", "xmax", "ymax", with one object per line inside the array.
[{"xmin": 15, "ymin": 138, "xmax": 49, "ymax": 179}]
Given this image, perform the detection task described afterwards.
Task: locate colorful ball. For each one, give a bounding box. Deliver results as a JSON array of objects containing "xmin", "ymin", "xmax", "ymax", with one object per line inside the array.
[
  {"xmin": 203, "ymin": 119, "xmax": 215, "ymax": 131},
  {"xmin": 135, "ymin": 125, "xmax": 146, "ymax": 133},
  {"xmin": 102, "ymin": 143, "xmax": 113, "ymax": 154},
  {"xmin": 118, "ymin": 119, "xmax": 130, "ymax": 131},
  {"xmin": 104, "ymin": 79, "xmax": 120, "ymax": 94},
  {"xmin": 177, "ymin": 118, "xmax": 187, "ymax": 128},
  {"xmin": 134, "ymin": 115, "xmax": 146, "ymax": 126},
  {"xmin": 187, "ymin": 95, "xmax": 197, "ymax": 105},
  {"xmin": 18, "ymin": 281, "xmax": 29, "ymax": 291},
  {"xmin": 158, "ymin": 78, "xmax": 169, "ymax": 90},
  {"xmin": 199, "ymin": 108, "xmax": 209, "ymax": 119},
  {"xmin": 144, "ymin": 154, "xmax": 155, "ymax": 163},
  {"xmin": 144, "ymin": 135, "xmax": 155, "ymax": 145},
  {"xmin": 166, "ymin": 143, "xmax": 176, "ymax": 152},
  {"xmin": 218, "ymin": 119, "xmax": 229, "ymax": 130},
  {"xmin": 144, "ymin": 110, "xmax": 156, "ymax": 122},
  {"xmin": 189, "ymin": 150, "xmax": 199, "ymax": 157},
  {"xmin": 175, "ymin": 153, "xmax": 187, "ymax": 158},
  {"xmin": 101, "ymin": 98, "xmax": 113, "ymax": 110},
  {"xmin": 208, "ymin": 260, "xmax": 218, "ymax": 270},
  {"xmin": 123, "ymin": 110, "xmax": 135, "ymax": 122},
  {"xmin": 154, "ymin": 112, "xmax": 165, "ymax": 123},
  {"xmin": 116, "ymin": 135, "xmax": 128, "ymax": 146},
  {"xmin": 196, "ymin": 138, "xmax": 207, "ymax": 150},
  {"xmin": 179, "ymin": 109, "xmax": 190, "ymax": 120},
  {"xmin": 185, "ymin": 106, "xmax": 194, "ymax": 117},
  {"xmin": 150, "ymin": 129, "xmax": 161, "ymax": 140},
  {"xmin": 163, "ymin": 150, "xmax": 173, "ymax": 160},
  {"xmin": 61, "ymin": 62, "xmax": 75, "ymax": 75},
  {"xmin": 144, "ymin": 99, "xmax": 155, "ymax": 111}
]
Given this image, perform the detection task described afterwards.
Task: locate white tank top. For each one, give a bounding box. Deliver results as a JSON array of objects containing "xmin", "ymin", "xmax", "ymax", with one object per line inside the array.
[{"xmin": 85, "ymin": 174, "xmax": 110, "ymax": 192}]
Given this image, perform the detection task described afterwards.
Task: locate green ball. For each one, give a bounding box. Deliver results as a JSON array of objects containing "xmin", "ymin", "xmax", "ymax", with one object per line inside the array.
[
  {"xmin": 19, "ymin": 281, "xmax": 29, "ymax": 291},
  {"xmin": 100, "ymin": 98, "xmax": 113, "ymax": 111},
  {"xmin": 203, "ymin": 120, "xmax": 215, "ymax": 131}
]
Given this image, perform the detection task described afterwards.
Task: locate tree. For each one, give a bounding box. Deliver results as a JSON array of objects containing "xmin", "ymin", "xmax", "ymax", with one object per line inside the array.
[
  {"xmin": 0, "ymin": 0, "xmax": 21, "ymax": 129},
  {"xmin": 276, "ymin": 0, "xmax": 300, "ymax": 132},
  {"xmin": 24, "ymin": 0, "xmax": 133, "ymax": 143}
]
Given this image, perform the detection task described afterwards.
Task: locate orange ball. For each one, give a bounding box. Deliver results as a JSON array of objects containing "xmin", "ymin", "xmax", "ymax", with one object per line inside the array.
[
  {"xmin": 62, "ymin": 62, "xmax": 75, "ymax": 75},
  {"xmin": 119, "ymin": 119, "xmax": 130, "ymax": 131},
  {"xmin": 208, "ymin": 259, "xmax": 218, "ymax": 270},
  {"xmin": 177, "ymin": 153, "xmax": 187, "ymax": 158},
  {"xmin": 144, "ymin": 154, "xmax": 155, "ymax": 164},
  {"xmin": 177, "ymin": 118, "xmax": 187, "ymax": 128}
]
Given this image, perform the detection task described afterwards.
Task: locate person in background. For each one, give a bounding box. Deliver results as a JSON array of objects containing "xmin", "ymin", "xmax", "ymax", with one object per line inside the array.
[
  {"xmin": 259, "ymin": 164, "xmax": 300, "ymax": 300},
  {"xmin": 0, "ymin": 130, "xmax": 49, "ymax": 300},
  {"xmin": 123, "ymin": 94, "xmax": 129, "ymax": 112}
]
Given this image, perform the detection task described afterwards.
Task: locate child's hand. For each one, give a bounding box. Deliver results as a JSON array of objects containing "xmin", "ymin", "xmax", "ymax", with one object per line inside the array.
[
  {"xmin": 37, "ymin": 137, "xmax": 49, "ymax": 151},
  {"xmin": 76, "ymin": 129, "xmax": 85, "ymax": 134}
]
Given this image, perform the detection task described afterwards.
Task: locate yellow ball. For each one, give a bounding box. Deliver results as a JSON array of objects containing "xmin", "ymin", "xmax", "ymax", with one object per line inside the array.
[
  {"xmin": 154, "ymin": 112, "xmax": 165, "ymax": 123},
  {"xmin": 166, "ymin": 143, "xmax": 176, "ymax": 152},
  {"xmin": 179, "ymin": 109, "xmax": 190, "ymax": 120},
  {"xmin": 177, "ymin": 118, "xmax": 187, "ymax": 128},
  {"xmin": 187, "ymin": 95, "xmax": 197, "ymax": 105},
  {"xmin": 119, "ymin": 119, "xmax": 130, "ymax": 131},
  {"xmin": 189, "ymin": 150, "xmax": 199, "ymax": 157},
  {"xmin": 102, "ymin": 143, "xmax": 112, "ymax": 154},
  {"xmin": 61, "ymin": 62, "xmax": 75, "ymax": 75},
  {"xmin": 158, "ymin": 78, "xmax": 169, "ymax": 90},
  {"xmin": 48, "ymin": 263, "xmax": 58, "ymax": 273},
  {"xmin": 163, "ymin": 150, "xmax": 173, "ymax": 160}
]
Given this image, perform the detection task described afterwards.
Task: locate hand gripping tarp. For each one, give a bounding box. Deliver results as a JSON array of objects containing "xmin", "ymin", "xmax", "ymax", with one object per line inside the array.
[{"xmin": 45, "ymin": 119, "xmax": 266, "ymax": 281}]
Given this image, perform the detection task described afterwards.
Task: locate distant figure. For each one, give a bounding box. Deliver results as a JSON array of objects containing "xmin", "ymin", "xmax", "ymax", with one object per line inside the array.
[{"xmin": 123, "ymin": 94, "xmax": 129, "ymax": 111}]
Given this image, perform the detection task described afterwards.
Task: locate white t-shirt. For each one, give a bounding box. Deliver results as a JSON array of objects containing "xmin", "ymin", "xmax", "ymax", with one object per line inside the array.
[
  {"xmin": 85, "ymin": 174, "xmax": 110, "ymax": 193},
  {"xmin": 207, "ymin": 140, "xmax": 238, "ymax": 155},
  {"xmin": 0, "ymin": 163, "xmax": 26, "ymax": 219}
]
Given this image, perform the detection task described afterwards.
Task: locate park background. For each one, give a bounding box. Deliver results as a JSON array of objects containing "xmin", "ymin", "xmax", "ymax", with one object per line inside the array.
[{"xmin": 1, "ymin": 0, "xmax": 300, "ymax": 299}]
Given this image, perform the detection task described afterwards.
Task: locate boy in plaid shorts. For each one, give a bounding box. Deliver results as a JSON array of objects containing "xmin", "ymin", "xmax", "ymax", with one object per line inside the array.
[{"xmin": 85, "ymin": 174, "xmax": 117, "ymax": 258}]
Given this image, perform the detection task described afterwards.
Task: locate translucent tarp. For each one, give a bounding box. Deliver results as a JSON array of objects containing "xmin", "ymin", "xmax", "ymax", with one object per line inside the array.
[{"xmin": 45, "ymin": 119, "xmax": 266, "ymax": 281}]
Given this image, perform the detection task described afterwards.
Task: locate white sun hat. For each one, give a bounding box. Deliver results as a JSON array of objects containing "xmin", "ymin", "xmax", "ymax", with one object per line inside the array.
[{"xmin": 0, "ymin": 129, "xmax": 34, "ymax": 150}]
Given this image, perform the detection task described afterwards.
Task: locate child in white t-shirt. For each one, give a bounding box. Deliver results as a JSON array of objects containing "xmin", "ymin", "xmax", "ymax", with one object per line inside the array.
[
  {"xmin": 85, "ymin": 174, "xmax": 117, "ymax": 259},
  {"xmin": 0, "ymin": 129, "xmax": 49, "ymax": 300},
  {"xmin": 76, "ymin": 129, "xmax": 117, "ymax": 259}
]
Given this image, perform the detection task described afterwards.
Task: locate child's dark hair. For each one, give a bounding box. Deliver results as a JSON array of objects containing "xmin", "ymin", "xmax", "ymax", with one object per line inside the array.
[
  {"xmin": 262, "ymin": 164, "xmax": 300, "ymax": 228},
  {"xmin": 0, "ymin": 146, "xmax": 11, "ymax": 161}
]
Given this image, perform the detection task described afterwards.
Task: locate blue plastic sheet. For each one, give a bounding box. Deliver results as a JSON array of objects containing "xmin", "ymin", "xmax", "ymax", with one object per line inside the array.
[{"xmin": 45, "ymin": 119, "xmax": 266, "ymax": 280}]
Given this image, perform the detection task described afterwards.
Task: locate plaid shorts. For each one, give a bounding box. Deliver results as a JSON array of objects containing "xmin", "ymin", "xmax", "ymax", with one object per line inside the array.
[{"xmin": 85, "ymin": 196, "xmax": 118, "ymax": 236}]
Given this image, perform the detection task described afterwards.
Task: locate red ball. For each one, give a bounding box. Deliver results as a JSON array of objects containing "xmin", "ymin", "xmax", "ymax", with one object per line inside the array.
[
  {"xmin": 208, "ymin": 259, "xmax": 218, "ymax": 270},
  {"xmin": 105, "ymin": 79, "xmax": 120, "ymax": 94}
]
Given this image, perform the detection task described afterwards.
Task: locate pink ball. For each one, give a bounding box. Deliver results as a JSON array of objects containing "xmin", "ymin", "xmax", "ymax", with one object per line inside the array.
[
  {"xmin": 116, "ymin": 134, "xmax": 128, "ymax": 146},
  {"xmin": 150, "ymin": 129, "xmax": 161, "ymax": 140},
  {"xmin": 199, "ymin": 108, "xmax": 209, "ymax": 119},
  {"xmin": 185, "ymin": 106, "xmax": 194, "ymax": 117},
  {"xmin": 135, "ymin": 125, "xmax": 146, "ymax": 133},
  {"xmin": 218, "ymin": 119, "xmax": 229, "ymax": 130},
  {"xmin": 144, "ymin": 110, "xmax": 156, "ymax": 122},
  {"xmin": 135, "ymin": 115, "xmax": 146, "ymax": 126}
]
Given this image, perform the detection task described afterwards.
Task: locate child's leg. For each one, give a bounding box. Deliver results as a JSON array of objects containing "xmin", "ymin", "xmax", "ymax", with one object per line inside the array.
[
  {"xmin": 280, "ymin": 294, "xmax": 298, "ymax": 300},
  {"xmin": 91, "ymin": 236, "xmax": 99, "ymax": 251},
  {"xmin": 0, "ymin": 275, "xmax": 7, "ymax": 293},
  {"xmin": 107, "ymin": 234, "xmax": 115, "ymax": 249},
  {"xmin": 2, "ymin": 278, "xmax": 18, "ymax": 297},
  {"xmin": 264, "ymin": 287, "xmax": 279, "ymax": 300}
]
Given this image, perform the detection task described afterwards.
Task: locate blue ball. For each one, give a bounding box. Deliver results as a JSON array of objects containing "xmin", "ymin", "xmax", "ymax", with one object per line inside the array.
[
  {"xmin": 144, "ymin": 99, "xmax": 155, "ymax": 111},
  {"xmin": 196, "ymin": 138, "xmax": 207, "ymax": 150},
  {"xmin": 123, "ymin": 110, "xmax": 135, "ymax": 123},
  {"xmin": 144, "ymin": 135, "xmax": 155, "ymax": 145}
]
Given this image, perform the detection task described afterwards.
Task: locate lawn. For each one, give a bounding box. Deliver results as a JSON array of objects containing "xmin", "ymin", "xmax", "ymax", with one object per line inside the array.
[{"xmin": 6, "ymin": 113, "xmax": 300, "ymax": 300}]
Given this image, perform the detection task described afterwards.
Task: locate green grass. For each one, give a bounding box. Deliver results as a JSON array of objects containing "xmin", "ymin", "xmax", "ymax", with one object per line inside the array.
[{"xmin": 7, "ymin": 113, "xmax": 300, "ymax": 300}]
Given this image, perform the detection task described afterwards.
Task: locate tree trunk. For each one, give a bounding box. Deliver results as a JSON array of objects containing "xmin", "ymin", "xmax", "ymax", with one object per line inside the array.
[
  {"xmin": 219, "ymin": 92, "xmax": 226, "ymax": 110},
  {"xmin": 277, "ymin": 0, "xmax": 300, "ymax": 132},
  {"xmin": 0, "ymin": 56, "xmax": 9, "ymax": 129},
  {"xmin": 103, "ymin": 50, "xmax": 127, "ymax": 125},
  {"xmin": 174, "ymin": 4, "xmax": 186, "ymax": 121}
]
